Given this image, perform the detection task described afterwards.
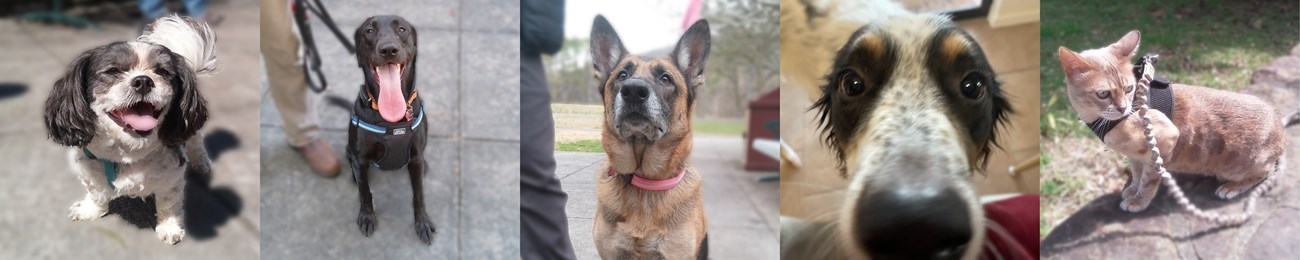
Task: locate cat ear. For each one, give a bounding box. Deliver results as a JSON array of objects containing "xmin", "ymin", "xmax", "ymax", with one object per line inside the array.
[
  {"xmin": 1058, "ymin": 46, "xmax": 1091, "ymax": 78},
  {"xmin": 1109, "ymin": 30, "xmax": 1141, "ymax": 58}
]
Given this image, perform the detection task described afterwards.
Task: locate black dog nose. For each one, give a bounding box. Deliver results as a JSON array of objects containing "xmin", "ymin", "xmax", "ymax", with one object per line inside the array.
[
  {"xmin": 131, "ymin": 75, "xmax": 153, "ymax": 94},
  {"xmin": 855, "ymin": 186, "xmax": 972, "ymax": 260},
  {"xmin": 619, "ymin": 80, "xmax": 651, "ymax": 105},
  {"xmin": 379, "ymin": 44, "xmax": 400, "ymax": 57}
]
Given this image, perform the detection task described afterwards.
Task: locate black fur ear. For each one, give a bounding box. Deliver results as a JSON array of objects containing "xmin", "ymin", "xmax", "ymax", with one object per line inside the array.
[
  {"xmin": 44, "ymin": 48, "xmax": 100, "ymax": 147},
  {"xmin": 589, "ymin": 15, "xmax": 628, "ymax": 93},
  {"xmin": 670, "ymin": 19, "xmax": 711, "ymax": 88},
  {"xmin": 158, "ymin": 56, "xmax": 207, "ymax": 146},
  {"xmin": 354, "ymin": 17, "xmax": 375, "ymax": 68}
]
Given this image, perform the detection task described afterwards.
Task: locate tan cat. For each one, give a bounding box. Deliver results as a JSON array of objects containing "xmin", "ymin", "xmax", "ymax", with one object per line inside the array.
[{"xmin": 1058, "ymin": 30, "xmax": 1288, "ymax": 219}]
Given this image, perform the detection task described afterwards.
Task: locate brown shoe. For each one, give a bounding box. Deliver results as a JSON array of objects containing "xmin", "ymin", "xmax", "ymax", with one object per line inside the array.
[{"xmin": 294, "ymin": 139, "xmax": 340, "ymax": 177}]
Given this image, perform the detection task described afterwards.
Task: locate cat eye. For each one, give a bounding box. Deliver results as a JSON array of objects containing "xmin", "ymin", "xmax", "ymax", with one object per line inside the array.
[
  {"xmin": 959, "ymin": 72, "xmax": 985, "ymax": 99},
  {"xmin": 839, "ymin": 71, "xmax": 867, "ymax": 97},
  {"xmin": 1125, "ymin": 85, "xmax": 1135, "ymax": 93},
  {"xmin": 1096, "ymin": 90, "xmax": 1110, "ymax": 99}
]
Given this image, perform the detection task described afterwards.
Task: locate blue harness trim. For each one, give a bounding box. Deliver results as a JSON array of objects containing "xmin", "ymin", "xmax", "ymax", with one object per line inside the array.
[
  {"xmin": 350, "ymin": 108, "xmax": 424, "ymax": 134},
  {"xmin": 82, "ymin": 148, "xmax": 117, "ymax": 190}
]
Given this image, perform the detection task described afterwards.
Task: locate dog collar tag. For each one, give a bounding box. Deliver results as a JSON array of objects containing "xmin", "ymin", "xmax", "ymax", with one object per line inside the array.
[{"xmin": 393, "ymin": 128, "xmax": 406, "ymax": 135}]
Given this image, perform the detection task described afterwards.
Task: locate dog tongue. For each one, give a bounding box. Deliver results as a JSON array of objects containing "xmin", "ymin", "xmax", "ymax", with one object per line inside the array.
[
  {"xmin": 120, "ymin": 103, "xmax": 158, "ymax": 131},
  {"xmin": 376, "ymin": 63, "xmax": 406, "ymax": 122}
]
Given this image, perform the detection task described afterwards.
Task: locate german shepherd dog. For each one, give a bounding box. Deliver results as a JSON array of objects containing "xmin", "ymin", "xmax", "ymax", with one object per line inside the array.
[
  {"xmin": 588, "ymin": 15, "xmax": 711, "ymax": 259},
  {"xmin": 346, "ymin": 15, "xmax": 436, "ymax": 244},
  {"xmin": 780, "ymin": 0, "xmax": 1012, "ymax": 259}
]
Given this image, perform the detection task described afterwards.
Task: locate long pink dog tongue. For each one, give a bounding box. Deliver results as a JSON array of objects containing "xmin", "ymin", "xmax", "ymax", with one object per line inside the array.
[
  {"xmin": 376, "ymin": 64, "xmax": 406, "ymax": 122},
  {"xmin": 120, "ymin": 103, "xmax": 158, "ymax": 131}
]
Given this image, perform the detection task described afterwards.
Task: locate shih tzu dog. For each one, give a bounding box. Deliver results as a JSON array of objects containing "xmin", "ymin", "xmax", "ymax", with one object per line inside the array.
[{"xmin": 42, "ymin": 15, "xmax": 218, "ymax": 245}]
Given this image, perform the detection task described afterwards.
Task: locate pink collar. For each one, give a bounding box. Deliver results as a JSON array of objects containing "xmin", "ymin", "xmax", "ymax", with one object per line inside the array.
[{"xmin": 608, "ymin": 167, "xmax": 687, "ymax": 191}]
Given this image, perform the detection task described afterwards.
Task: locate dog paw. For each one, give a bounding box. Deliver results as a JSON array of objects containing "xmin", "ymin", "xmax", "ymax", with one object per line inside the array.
[
  {"xmin": 68, "ymin": 200, "xmax": 107, "ymax": 221},
  {"xmin": 1121, "ymin": 185, "xmax": 1139, "ymax": 201},
  {"xmin": 357, "ymin": 212, "xmax": 378, "ymax": 237},
  {"xmin": 1120, "ymin": 197, "xmax": 1150, "ymax": 212},
  {"xmin": 155, "ymin": 221, "xmax": 185, "ymax": 245},
  {"xmin": 1216, "ymin": 185, "xmax": 1244, "ymax": 199},
  {"xmin": 414, "ymin": 216, "xmax": 436, "ymax": 244}
]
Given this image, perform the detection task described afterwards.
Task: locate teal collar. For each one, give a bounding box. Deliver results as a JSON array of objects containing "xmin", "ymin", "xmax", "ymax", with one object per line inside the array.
[{"xmin": 82, "ymin": 148, "xmax": 118, "ymax": 190}]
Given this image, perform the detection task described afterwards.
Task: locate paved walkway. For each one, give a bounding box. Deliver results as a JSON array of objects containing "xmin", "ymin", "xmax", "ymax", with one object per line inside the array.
[
  {"xmin": 1043, "ymin": 44, "xmax": 1300, "ymax": 259},
  {"xmin": 0, "ymin": 1, "xmax": 261, "ymax": 258},
  {"xmin": 556, "ymin": 135, "xmax": 779, "ymax": 259},
  {"xmin": 258, "ymin": 0, "xmax": 520, "ymax": 259}
]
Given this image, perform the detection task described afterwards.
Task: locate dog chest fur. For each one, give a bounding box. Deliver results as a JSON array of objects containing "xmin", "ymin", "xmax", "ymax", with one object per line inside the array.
[{"xmin": 594, "ymin": 166, "xmax": 707, "ymax": 259}]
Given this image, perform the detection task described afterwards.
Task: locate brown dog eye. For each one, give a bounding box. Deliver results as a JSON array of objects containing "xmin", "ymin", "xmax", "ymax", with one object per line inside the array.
[
  {"xmin": 659, "ymin": 74, "xmax": 671, "ymax": 84},
  {"xmin": 366, "ymin": 28, "xmax": 374, "ymax": 34},
  {"xmin": 617, "ymin": 71, "xmax": 628, "ymax": 80},
  {"xmin": 155, "ymin": 68, "xmax": 171, "ymax": 77},
  {"xmin": 398, "ymin": 27, "xmax": 406, "ymax": 33},
  {"xmin": 959, "ymin": 72, "xmax": 985, "ymax": 99},
  {"xmin": 1096, "ymin": 90, "xmax": 1110, "ymax": 99},
  {"xmin": 103, "ymin": 68, "xmax": 122, "ymax": 75},
  {"xmin": 839, "ymin": 72, "xmax": 866, "ymax": 97}
]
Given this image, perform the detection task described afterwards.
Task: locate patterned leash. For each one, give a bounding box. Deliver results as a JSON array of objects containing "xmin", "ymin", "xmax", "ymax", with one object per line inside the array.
[{"xmin": 1133, "ymin": 54, "xmax": 1274, "ymax": 224}]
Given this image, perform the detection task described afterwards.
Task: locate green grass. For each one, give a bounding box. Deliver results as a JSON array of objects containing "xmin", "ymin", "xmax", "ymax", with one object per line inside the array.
[
  {"xmin": 1040, "ymin": 0, "xmax": 1298, "ymax": 138},
  {"xmin": 693, "ymin": 120, "xmax": 747, "ymax": 136},
  {"xmin": 556, "ymin": 139, "xmax": 604, "ymax": 153}
]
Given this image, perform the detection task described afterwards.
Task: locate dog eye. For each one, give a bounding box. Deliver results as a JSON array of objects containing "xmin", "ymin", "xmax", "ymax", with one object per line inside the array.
[
  {"xmin": 617, "ymin": 71, "xmax": 628, "ymax": 80},
  {"xmin": 659, "ymin": 74, "xmax": 671, "ymax": 84},
  {"xmin": 839, "ymin": 72, "xmax": 866, "ymax": 97},
  {"xmin": 1096, "ymin": 90, "xmax": 1110, "ymax": 99},
  {"xmin": 959, "ymin": 72, "xmax": 985, "ymax": 99},
  {"xmin": 366, "ymin": 28, "xmax": 375, "ymax": 34},
  {"xmin": 155, "ymin": 68, "xmax": 171, "ymax": 77},
  {"xmin": 398, "ymin": 27, "xmax": 407, "ymax": 33},
  {"xmin": 103, "ymin": 68, "xmax": 122, "ymax": 75}
]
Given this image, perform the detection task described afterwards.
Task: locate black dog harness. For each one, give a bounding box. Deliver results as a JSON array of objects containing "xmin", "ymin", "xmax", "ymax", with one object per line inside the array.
[
  {"xmin": 1086, "ymin": 55, "xmax": 1175, "ymax": 141},
  {"xmin": 350, "ymin": 90, "xmax": 424, "ymax": 170}
]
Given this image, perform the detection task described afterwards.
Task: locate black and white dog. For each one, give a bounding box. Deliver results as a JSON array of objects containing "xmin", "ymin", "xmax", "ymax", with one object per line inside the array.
[{"xmin": 43, "ymin": 15, "xmax": 217, "ymax": 245}]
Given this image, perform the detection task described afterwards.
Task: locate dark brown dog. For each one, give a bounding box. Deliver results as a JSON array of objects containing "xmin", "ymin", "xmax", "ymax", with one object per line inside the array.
[
  {"xmin": 588, "ymin": 15, "xmax": 711, "ymax": 259},
  {"xmin": 346, "ymin": 15, "xmax": 435, "ymax": 244}
]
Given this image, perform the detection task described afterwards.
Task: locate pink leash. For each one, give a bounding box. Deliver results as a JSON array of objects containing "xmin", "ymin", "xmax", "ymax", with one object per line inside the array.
[{"xmin": 608, "ymin": 167, "xmax": 687, "ymax": 191}]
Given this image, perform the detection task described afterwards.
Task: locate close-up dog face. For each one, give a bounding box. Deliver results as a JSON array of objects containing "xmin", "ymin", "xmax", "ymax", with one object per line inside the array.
[
  {"xmin": 355, "ymin": 15, "xmax": 418, "ymax": 123},
  {"xmin": 589, "ymin": 15, "xmax": 710, "ymax": 171},
  {"xmin": 810, "ymin": 15, "xmax": 1010, "ymax": 259},
  {"xmin": 44, "ymin": 41, "xmax": 207, "ymax": 149}
]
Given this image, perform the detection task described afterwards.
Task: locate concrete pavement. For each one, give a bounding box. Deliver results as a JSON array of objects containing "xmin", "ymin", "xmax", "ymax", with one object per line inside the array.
[
  {"xmin": 557, "ymin": 135, "xmax": 779, "ymax": 259},
  {"xmin": 258, "ymin": 0, "xmax": 520, "ymax": 259},
  {"xmin": 0, "ymin": 1, "xmax": 262, "ymax": 258}
]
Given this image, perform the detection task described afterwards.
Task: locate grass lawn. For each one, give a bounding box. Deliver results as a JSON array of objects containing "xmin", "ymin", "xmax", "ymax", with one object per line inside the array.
[
  {"xmin": 556, "ymin": 139, "xmax": 604, "ymax": 153},
  {"xmin": 1040, "ymin": 0, "xmax": 1298, "ymax": 138}
]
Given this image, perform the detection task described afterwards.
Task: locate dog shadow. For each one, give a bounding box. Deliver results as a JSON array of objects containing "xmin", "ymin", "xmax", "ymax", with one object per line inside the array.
[
  {"xmin": 1040, "ymin": 173, "xmax": 1258, "ymax": 256},
  {"xmin": 0, "ymin": 82, "xmax": 28, "ymax": 101},
  {"xmin": 105, "ymin": 129, "xmax": 244, "ymax": 240}
]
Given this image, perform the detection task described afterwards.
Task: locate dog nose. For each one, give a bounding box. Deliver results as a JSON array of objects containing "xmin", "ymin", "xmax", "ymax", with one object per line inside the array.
[
  {"xmin": 131, "ymin": 75, "xmax": 153, "ymax": 94},
  {"xmin": 619, "ymin": 80, "xmax": 651, "ymax": 105},
  {"xmin": 379, "ymin": 44, "xmax": 399, "ymax": 57},
  {"xmin": 854, "ymin": 184, "xmax": 972, "ymax": 259}
]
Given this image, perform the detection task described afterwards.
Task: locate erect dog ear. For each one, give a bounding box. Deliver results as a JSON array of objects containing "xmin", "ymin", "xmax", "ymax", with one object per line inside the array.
[
  {"xmin": 671, "ymin": 19, "xmax": 711, "ymax": 88},
  {"xmin": 589, "ymin": 14, "xmax": 628, "ymax": 93},
  {"xmin": 158, "ymin": 55, "xmax": 207, "ymax": 146},
  {"xmin": 44, "ymin": 48, "xmax": 101, "ymax": 147}
]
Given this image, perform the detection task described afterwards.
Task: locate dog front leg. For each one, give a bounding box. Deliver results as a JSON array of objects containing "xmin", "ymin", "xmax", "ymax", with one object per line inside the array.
[
  {"xmin": 354, "ymin": 155, "xmax": 378, "ymax": 237},
  {"xmin": 408, "ymin": 156, "xmax": 436, "ymax": 244},
  {"xmin": 69, "ymin": 155, "xmax": 112, "ymax": 221},
  {"xmin": 154, "ymin": 182, "xmax": 186, "ymax": 245},
  {"xmin": 185, "ymin": 136, "xmax": 212, "ymax": 175}
]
